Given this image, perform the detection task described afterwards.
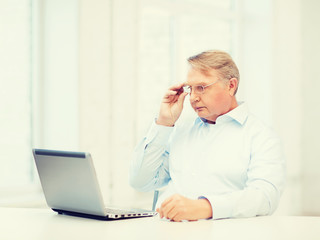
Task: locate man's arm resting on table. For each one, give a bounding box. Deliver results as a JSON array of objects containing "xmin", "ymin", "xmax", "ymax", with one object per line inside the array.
[{"xmin": 156, "ymin": 194, "xmax": 212, "ymax": 222}]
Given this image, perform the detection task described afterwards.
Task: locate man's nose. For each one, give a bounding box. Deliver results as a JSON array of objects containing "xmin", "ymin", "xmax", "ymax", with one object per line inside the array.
[{"xmin": 189, "ymin": 90, "xmax": 200, "ymax": 103}]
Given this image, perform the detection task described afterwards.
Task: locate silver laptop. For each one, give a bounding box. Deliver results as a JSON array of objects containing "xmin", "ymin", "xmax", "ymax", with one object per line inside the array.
[{"xmin": 32, "ymin": 149, "xmax": 157, "ymax": 220}]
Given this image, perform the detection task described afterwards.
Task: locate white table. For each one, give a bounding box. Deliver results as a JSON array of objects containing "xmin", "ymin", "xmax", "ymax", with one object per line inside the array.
[{"xmin": 1, "ymin": 207, "xmax": 319, "ymax": 240}]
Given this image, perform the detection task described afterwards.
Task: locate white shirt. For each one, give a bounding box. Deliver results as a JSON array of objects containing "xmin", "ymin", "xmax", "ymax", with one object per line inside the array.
[{"xmin": 130, "ymin": 102, "xmax": 286, "ymax": 219}]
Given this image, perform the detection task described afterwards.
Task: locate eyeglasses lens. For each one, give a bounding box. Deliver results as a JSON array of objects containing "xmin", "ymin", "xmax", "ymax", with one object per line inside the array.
[{"xmin": 195, "ymin": 86, "xmax": 204, "ymax": 94}]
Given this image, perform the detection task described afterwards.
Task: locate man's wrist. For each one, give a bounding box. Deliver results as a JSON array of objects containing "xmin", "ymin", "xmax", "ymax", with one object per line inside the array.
[
  {"xmin": 156, "ymin": 117, "xmax": 175, "ymax": 127},
  {"xmin": 196, "ymin": 198, "xmax": 213, "ymax": 219}
]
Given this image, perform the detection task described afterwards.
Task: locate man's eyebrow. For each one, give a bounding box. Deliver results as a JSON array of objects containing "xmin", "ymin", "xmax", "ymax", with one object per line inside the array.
[{"xmin": 185, "ymin": 81, "xmax": 207, "ymax": 86}]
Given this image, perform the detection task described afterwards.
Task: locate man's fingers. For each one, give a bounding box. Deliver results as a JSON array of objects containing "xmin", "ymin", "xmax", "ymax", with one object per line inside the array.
[
  {"xmin": 160, "ymin": 200, "xmax": 181, "ymax": 221},
  {"xmin": 160, "ymin": 195, "xmax": 173, "ymax": 209},
  {"xmin": 159, "ymin": 197, "xmax": 175, "ymax": 219},
  {"xmin": 164, "ymin": 90, "xmax": 178, "ymax": 97},
  {"xmin": 178, "ymin": 92, "xmax": 188, "ymax": 103},
  {"xmin": 162, "ymin": 90, "xmax": 178, "ymax": 103},
  {"xmin": 171, "ymin": 213, "xmax": 183, "ymax": 222},
  {"xmin": 167, "ymin": 207, "xmax": 179, "ymax": 221},
  {"xmin": 162, "ymin": 204, "xmax": 175, "ymax": 219},
  {"xmin": 156, "ymin": 208, "xmax": 162, "ymax": 218},
  {"xmin": 163, "ymin": 89, "xmax": 187, "ymax": 104}
]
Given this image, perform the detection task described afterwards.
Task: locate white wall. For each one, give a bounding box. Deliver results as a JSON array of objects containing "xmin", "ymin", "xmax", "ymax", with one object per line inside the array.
[
  {"xmin": 272, "ymin": 0, "xmax": 320, "ymax": 216},
  {"xmin": 300, "ymin": 0, "xmax": 320, "ymax": 215},
  {"xmin": 272, "ymin": 0, "xmax": 303, "ymax": 215},
  {"xmin": 241, "ymin": 0, "xmax": 273, "ymax": 123},
  {"xmin": 41, "ymin": 0, "xmax": 79, "ymax": 150}
]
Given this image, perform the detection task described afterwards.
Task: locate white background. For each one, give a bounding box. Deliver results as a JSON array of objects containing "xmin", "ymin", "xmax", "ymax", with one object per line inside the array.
[{"xmin": 0, "ymin": 0, "xmax": 319, "ymax": 216}]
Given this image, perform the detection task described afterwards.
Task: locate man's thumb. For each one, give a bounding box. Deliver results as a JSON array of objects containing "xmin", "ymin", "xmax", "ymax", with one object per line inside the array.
[{"xmin": 178, "ymin": 92, "xmax": 188, "ymax": 103}]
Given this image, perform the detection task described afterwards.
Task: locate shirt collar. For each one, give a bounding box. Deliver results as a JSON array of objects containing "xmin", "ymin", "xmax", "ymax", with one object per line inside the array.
[{"xmin": 224, "ymin": 101, "xmax": 248, "ymax": 125}]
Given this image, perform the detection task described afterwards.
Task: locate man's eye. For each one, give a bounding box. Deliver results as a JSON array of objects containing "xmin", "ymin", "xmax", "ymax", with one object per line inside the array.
[{"xmin": 195, "ymin": 86, "xmax": 204, "ymax": 92}]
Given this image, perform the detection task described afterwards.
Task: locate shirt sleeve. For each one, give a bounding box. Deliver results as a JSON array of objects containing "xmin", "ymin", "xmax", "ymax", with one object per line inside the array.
[
  {"xmin": 203, "ymin": 128, "xmax": 286, "ymax": 220},
  {"xmin": 129, "ymin": 120, "xmax": 174, "ymax": 192}
]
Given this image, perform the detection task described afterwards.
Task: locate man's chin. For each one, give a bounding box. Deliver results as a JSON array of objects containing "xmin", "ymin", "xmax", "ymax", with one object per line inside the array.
[
  {"xmin": 196, "ymin": 111, "xmax": 208, "ymax": 119},
  {"xmin": 195, "ymin": 111, "xmax": 216, "ymax": 122}
]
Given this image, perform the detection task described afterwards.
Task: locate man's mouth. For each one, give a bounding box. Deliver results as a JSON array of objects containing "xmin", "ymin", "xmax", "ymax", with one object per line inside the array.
[{"xmin": 195, "ymin": 106, "xmax": 205, "ymax": 111}]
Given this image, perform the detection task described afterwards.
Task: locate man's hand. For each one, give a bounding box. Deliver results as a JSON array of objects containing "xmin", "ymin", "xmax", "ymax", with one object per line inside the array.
[
  {"xmin": 156, "ymin": 194, "xmax": 212, "ymax": 222},
  {"xmin": 156, "ymin": 83, "xmax": 188, "ymax": 127}
]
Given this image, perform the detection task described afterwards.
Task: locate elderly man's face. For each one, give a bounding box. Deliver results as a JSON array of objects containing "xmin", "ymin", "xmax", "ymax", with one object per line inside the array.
[{"xmin": 185, "ymin": 68, "xmax": 237, "ymax": 122}]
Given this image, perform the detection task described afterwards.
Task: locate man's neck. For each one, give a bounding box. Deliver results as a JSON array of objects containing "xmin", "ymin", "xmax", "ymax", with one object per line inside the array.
[
  {"xmin": 229, "ymin": 97, "xmax": 238, "ymax": 111},
  {"xmin": 206, "ymin": 97, "xmax": 239, "ymax": 124}
]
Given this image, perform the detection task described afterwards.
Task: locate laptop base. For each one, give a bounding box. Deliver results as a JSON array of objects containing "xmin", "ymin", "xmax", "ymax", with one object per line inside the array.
[{"xmin": 52, "ymin": 208, "xmax": 156, "ymax": 221}]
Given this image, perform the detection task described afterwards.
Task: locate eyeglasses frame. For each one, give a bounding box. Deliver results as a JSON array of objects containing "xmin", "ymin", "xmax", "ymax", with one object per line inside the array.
[{"xmin": 183, "ymin": 80, "xmax": 219, "ymax": 95}]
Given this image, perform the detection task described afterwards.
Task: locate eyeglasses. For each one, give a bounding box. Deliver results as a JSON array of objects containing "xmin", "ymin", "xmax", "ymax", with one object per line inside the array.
[{"xmin": 183, "ymin": 80, "xmax": 218, "ymax": 95}]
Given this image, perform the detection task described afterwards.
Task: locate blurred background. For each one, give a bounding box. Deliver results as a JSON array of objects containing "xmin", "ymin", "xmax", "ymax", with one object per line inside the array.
[{"xmin": 0, "ymin": 0, "xmax": 319, "ymax": 216}]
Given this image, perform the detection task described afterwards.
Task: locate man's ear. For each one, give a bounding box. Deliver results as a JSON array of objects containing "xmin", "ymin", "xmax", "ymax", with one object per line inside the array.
[{"xmin": 228, "ymin": 78, "xmax": 238, "ymax": 96}]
